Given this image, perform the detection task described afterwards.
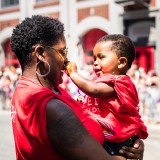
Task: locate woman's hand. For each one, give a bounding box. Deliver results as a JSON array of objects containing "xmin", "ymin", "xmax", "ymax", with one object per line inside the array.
[{"xmin": 119, "ymin": 139, "xmax": 144, "ymax": 160}]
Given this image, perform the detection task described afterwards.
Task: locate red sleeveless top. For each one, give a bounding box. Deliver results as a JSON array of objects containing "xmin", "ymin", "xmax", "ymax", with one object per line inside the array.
[{"xmin": 11, "ymin": 76, "xmax": 104, "ymax": 160}]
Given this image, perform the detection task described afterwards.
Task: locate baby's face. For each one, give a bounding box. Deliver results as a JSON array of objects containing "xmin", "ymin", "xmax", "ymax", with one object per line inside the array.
[{"xmin": 93, "ymin": 41, "xmax": 120, "ymax": 77}]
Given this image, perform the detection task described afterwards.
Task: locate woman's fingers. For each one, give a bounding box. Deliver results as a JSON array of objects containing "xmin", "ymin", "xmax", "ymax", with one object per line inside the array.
[{"xmin": 119, "ymin": 139, "xmax": 144, "ymax": 160}]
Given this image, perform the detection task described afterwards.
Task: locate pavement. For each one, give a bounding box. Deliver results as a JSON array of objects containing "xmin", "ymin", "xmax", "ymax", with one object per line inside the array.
[{"xmin": 143, "ymin": 124, "xmax": 160, "ymax": 160}]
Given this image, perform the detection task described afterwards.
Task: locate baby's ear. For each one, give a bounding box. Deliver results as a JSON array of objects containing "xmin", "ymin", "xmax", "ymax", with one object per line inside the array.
[{"xmin": 118, "ymin": 57, "xmax": 127, "ymax": 69}]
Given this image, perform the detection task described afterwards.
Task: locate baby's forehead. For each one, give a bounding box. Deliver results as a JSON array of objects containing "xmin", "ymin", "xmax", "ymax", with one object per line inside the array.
[
  {"xmin": 93, "ymin": 43, "xmax": 118, "ymax": 56},
  {"xmin": 95, "ymin": 41, "xmax": 116, "ymax": 52},
  {"xmin": 96, "ymin": 41, "xmax": 113, "ymax": 47}
]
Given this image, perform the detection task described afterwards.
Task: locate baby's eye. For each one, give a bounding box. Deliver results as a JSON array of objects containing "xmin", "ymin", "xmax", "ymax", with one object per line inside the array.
[{"xmin": 98, "ymin": 55, "xmax": 105, "ymax": 59}]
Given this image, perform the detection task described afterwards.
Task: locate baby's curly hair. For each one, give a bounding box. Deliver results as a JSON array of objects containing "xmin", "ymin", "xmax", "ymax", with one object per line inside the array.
[
  {"xmin": 96, "ymin": 34, "xmax": 135, "ymax": 69},
  {"xmin": 10, "ymin": 15, "xmax": 65, "ymax": 69}
]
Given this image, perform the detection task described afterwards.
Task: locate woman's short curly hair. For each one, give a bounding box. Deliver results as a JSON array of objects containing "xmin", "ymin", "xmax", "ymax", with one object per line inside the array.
[
  {"xmin": 96, "ymin": 34, "xmax": 135, "ymax": 69},
  {"xmin": 10, "ymin": 15, "xmax": 65, "ymax": 69}
]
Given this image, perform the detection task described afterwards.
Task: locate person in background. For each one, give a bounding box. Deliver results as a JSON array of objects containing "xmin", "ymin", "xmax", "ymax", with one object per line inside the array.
[
  {"xmin": 145, "ymin": 70, "xmax": 160, "ymax": 124},
  {"xmin": 10, "ymin": 15, "xmax": 144, "ymax": 160},
  {"xmin": 66, "ymin": 34, "xmax": 148, "ymax": 160}
]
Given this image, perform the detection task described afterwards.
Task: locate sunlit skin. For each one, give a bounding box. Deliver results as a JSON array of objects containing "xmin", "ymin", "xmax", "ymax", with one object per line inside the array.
[
  {"xmin": 25, "ymin": 40, "xmax": 68, "ymax": 89},
  {"xmin": 93, "ymin": 41, "xmax": 120, "ymax": 77},
  {"xmin": 93, "ymin": 41, "xmax": 128, "ymax": 77},
  {"xmin": 44, "ymin": 40, "xmax": 68, "ymax": 87}
]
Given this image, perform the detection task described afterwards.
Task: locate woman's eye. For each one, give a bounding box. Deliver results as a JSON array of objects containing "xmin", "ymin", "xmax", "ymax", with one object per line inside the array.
[{"xmin": 60, "ymin": 51, "xmax": 65, "ymax": 56}]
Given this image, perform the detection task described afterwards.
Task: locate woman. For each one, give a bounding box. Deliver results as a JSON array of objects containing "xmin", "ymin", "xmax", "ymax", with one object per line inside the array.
[{"xmin": 10, "ymin": 15, "xmax": 144, "ymax": 160}]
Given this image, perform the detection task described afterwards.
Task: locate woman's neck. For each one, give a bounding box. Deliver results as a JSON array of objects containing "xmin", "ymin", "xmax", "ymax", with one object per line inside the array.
[{"xmin": 22, "ymin": 69, "xmax": 54, "ymax": 90}]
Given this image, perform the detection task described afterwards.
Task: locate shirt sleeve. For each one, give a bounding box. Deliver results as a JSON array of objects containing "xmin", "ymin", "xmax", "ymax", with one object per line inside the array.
[
  {"xmin": 114, "ymin": 75, "xmax": 140, "ymax": 115},
  {"xmin": 96, "ymin": 74, "xmax": 140, "ymax": 115}
]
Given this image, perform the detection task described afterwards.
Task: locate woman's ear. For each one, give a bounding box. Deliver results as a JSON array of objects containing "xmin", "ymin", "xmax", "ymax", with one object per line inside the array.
[
  {"xmin": 118, "ymin": 57, "xmax": 127, "ymax": 69},
  {"xmin": 34, "ymin": 46, "xmax": 45, "ymax": 61}
]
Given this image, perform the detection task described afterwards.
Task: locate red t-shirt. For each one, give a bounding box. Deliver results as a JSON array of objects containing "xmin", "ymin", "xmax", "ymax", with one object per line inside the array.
[
  {"xmin": 11, "ymin": 76, "xmax": 104, "ymax": 160},
  {"xmin": 82, "ymin": 74, "xmax": 148, "ymax": 142}
]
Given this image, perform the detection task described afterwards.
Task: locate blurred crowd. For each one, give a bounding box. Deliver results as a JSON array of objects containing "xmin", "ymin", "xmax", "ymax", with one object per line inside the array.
[
  {"xmin": 1, "ymin": 64, "xmax": 160, "ymax": 125},
  {"xmin": 128, "ymin": 64, "xmax": 160, "ymax": 125},
  {"xmin": 0, "ymin": 66, "xmax": 21, "ymax": 110}
]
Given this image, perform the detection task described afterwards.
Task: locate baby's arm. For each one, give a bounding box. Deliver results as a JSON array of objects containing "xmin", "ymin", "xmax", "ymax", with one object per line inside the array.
[{"xmin": 65, "ymin": 61, "xmax": 114, "ymax": 98}]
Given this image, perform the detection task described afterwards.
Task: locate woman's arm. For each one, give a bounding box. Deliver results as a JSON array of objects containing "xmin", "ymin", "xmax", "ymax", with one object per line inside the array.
[{"xmin": 46, "ymin": 98, "xmax": 117, "ymax": 160}]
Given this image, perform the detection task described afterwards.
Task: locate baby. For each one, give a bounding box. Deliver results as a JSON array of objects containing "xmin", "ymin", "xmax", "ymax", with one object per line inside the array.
[{"xmin": 66, "ymin": 34, "xmax": 148, "ymax": 160}]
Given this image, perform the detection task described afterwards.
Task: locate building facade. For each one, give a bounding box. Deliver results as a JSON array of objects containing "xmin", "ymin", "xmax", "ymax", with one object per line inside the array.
[
  {"xmin": 115, "ymin": 0, "xmax": 160, "ymax": 75},
  {"xmin": 0, "ymin": 0, "xmax": 160, "ymax": 75}
]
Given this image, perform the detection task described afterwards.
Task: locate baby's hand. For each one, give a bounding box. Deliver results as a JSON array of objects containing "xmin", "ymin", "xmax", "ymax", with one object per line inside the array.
[
  {"xmin": 65, "ymin": 61, "xmax": 77, "ymax": 76},
  {"xmin": 65, "ymin": 61, "xmax": 72, "ymax": 76}
]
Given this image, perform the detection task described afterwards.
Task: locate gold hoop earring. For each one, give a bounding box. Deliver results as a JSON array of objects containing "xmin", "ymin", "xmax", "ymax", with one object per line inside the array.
[{"xmin": 35, "ymin": 60, "xmax": 50, "ymax": 77}]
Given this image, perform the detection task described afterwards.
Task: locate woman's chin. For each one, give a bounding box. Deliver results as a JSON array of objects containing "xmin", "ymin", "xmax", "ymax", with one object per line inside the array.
[
  {"xmin": 59, "ymin": 79, "xmax": 63, "ymax": 85},
  {"xmin": 59, "ymin": 75, "xmax": 64, "ymax": 85}
]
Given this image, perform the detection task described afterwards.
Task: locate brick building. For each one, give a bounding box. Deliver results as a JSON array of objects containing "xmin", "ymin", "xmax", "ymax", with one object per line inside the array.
[{"xmin": 0, "ymin": 0, "xmax": 160, "ymax": 75}]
